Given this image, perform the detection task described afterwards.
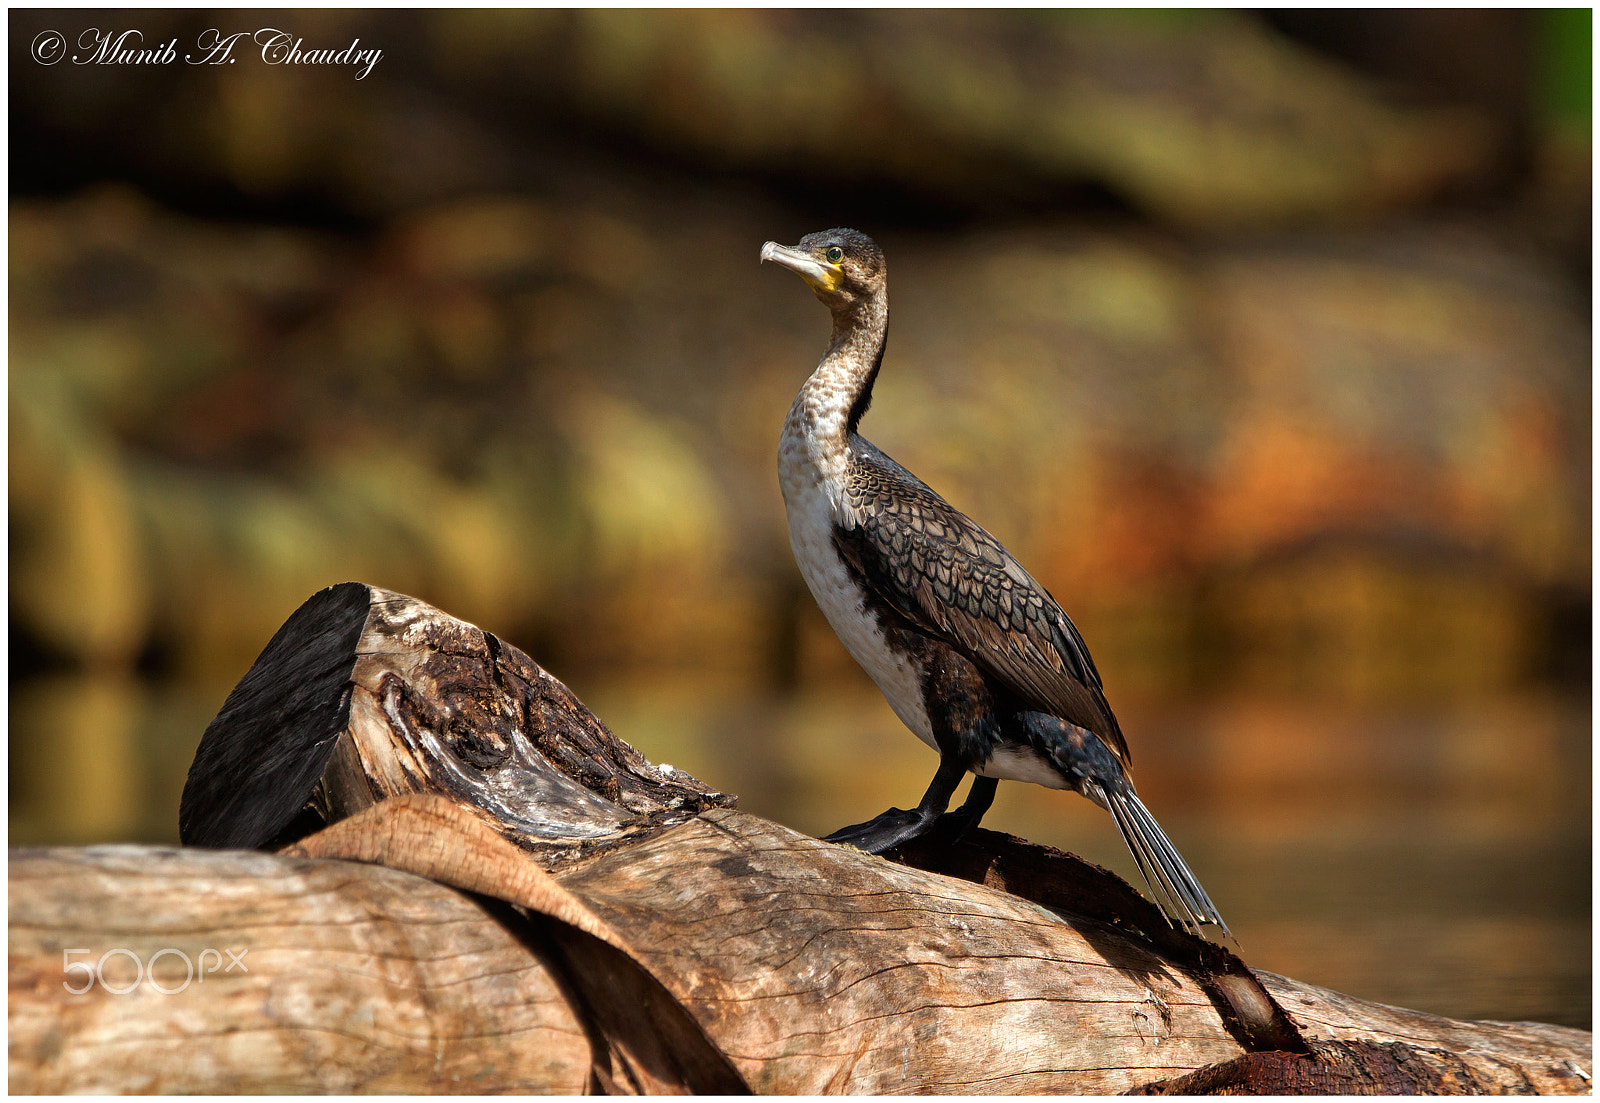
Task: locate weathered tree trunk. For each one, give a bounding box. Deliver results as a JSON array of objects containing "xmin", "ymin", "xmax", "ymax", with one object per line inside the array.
[{"xmin": 10, "ymin": 584, "xmax": 1592, "ymax": 1094}]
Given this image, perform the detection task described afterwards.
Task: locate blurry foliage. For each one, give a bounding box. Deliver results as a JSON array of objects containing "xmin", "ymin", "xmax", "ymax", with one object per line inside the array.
[
  {"xmin": 11, "ymin": 9, "xmax": 1521, "ymax": 227},
  {"xmin": 1537, "ymin": 8, "xmax": 1592, "ymax": 128}
]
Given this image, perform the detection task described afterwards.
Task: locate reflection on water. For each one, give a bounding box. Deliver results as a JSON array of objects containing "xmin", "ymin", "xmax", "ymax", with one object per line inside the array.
[{"xmin": 10, "ymin": 673, "xmax": 1589, "ymax": 1030}]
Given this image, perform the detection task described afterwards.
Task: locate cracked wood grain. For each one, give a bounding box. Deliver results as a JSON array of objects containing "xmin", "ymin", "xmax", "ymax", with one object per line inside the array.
[
  {"xmin": 553, "ymin": 809, "xmax": 1248, "ymax": 1094},
  {"xmin": 283, "ymin": 794, "xmax": 749, "ymax": 1095},
  {"xmin": 8, "ymin": 845, "xmax": 590, "ymax": 1094},
  {"xmin": 179, "ymin": 582, "xmax": 735, "ymax": 861}
]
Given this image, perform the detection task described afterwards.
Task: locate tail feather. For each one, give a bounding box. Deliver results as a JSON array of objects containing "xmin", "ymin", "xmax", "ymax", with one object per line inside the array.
[
  {"xmin": 1021, "ymin": 714, "xmax": 1229, "ymax": 938},
  {"xmin": 1101, "ymin": 786, "xmax": 1230, "ymax": 939}
]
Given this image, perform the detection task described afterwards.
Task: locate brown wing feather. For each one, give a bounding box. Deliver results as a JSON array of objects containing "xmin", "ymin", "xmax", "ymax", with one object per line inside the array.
[{"xmin": 837, "ymin": 440, "xmax": 1129, "ymax": 763}]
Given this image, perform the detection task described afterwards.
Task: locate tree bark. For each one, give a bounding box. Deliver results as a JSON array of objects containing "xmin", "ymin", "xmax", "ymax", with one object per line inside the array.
[{"xmin": 11, "ymin": 583, "xmax": 1591, "ymax": 1094}]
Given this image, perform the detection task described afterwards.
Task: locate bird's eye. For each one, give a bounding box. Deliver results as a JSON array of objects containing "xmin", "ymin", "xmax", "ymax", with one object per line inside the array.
[{"xmin": 826, "ymin": 247, "xmax": 844, "ymax": 263}]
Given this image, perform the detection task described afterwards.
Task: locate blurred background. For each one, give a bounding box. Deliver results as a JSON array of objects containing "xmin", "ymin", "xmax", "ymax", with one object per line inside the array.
[{"xmin": 9, "ymin": 10, "xmax": 1590, "ymax": 1028}]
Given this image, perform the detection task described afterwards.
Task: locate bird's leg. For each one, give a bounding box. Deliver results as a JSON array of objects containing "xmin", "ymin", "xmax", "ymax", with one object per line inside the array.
[
  {"xmin": 933, "ymin": 774, "xmax": 997, "ymax": 844},
  {"xmin": 824, "ymin": 755, "xmax": 966, "ymax": 854}
]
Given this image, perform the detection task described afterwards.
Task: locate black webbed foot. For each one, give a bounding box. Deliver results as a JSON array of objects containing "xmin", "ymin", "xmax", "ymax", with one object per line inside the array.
[
  {"xmin": 824, "ymin": 764, "xmax": 993, "ymax": 855},
  {"xmin": 824, "ymin": 805, "xmax": 940, "ymax": 854}
]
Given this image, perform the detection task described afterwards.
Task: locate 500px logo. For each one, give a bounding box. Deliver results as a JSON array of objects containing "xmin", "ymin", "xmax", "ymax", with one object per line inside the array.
[
  {"xmin": 62, "ymin": 947, "xmax": 249, "ymax": 996},
  {"xmin": 30, "ymin": 27, "xmax": 383, "ymax": 80}
]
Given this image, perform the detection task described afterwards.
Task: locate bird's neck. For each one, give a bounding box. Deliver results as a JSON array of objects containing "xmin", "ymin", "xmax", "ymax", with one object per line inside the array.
[{"xmin": 789, "ymin": 294, "xmax": 889, "ymax": 456}]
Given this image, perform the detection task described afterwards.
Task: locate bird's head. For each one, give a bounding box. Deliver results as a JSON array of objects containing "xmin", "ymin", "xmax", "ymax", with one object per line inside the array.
[{"xmin": 760, "ymin": 228, "xmax": 886, "ymax": 315}]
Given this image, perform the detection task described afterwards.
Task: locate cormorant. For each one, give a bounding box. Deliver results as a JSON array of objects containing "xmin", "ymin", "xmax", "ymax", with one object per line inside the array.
[{"xmin": 761, "ymin": 227, "xmax": 1228, "ymax": 938}]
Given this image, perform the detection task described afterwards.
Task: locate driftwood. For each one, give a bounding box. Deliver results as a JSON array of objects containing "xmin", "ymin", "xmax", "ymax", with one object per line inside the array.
[{"xmin": 10, "ymin": 583, "xmax": 1592, "ymax": 1094}]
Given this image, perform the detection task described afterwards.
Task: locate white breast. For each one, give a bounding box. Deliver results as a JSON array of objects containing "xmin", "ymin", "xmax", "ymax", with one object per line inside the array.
[{"xmin": 779, "ymin": 415, "xmax": 936, "ymax": 750}]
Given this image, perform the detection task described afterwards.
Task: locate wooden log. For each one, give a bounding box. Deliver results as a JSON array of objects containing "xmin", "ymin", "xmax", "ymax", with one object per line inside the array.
[
  {"xmin": 9, "ymin": 843, "xmax": 594, "ymax": 1094},
  {"xmin": 179, "ymin": 582, "xmax": 734, "ymax": 859},
  {"xmin": 11, "ymin": 804, "xmax": 1590, "ymax": 1094},
  {"xmin": 12, "ymin": 584, "xmax": 1589, "ymax": 1094}
]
